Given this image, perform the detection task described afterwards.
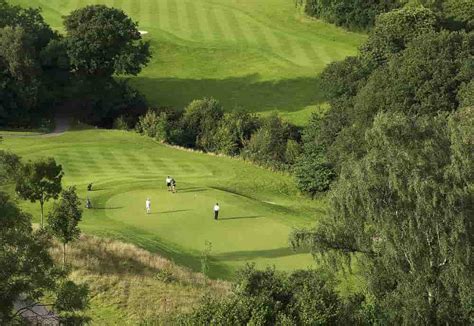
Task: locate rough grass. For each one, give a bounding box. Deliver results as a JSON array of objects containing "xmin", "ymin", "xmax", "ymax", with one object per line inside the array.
[
  {"xmin": 9, "ymin": 0, "xmax": 365, "ymax": 125},
  {"xmin": 49, "ymin": 234, "xmax": 229, "ymax": 324}
]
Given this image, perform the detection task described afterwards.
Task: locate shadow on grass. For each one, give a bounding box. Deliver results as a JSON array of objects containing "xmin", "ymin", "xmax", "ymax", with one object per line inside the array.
[
  {"xmin": 92, "ymin": 206, "xmax": 124, "ymax": 210},
  {"xmin": 219, "ymin": 215, "xmax": 263, "ymax": 221},
  {"xmin": 130, "ymin": 74, "xmax": 327, "ymax": 114},
  {"xmin": 215, "ymin": 247, "xmax": 309, "ymax": 261},
  {"xmin": 178, "ymin": 187, "xmax": 208, "ymax": 193},
  {"xmin": 160, "ymin": 209, "xmax": 191, "ymax": 214}
]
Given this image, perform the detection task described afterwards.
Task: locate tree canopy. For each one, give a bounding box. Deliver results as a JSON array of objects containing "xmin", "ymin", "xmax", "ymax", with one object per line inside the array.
[
  {"xmin": 292, "ymin": 3, "xmax": 473, "ymax": 323},
  {"xmin": 0, "ymin": 2, "xmax": 151, "ymax": 128},
  {"xmin": 64, "ymin": 5, "xmax": 151, "ymax": 77}
]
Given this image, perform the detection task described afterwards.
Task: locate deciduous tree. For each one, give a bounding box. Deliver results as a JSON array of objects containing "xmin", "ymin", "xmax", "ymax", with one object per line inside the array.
[
  {"xmin": 64, "ymin": 5, "xmax": 151, "ymax": 77},
  {"xmin": 16, "ymin": 157, "xmax": 63, "ymax": 228},
  {"xmin": 47, "ymin": 186, "xmax": 82, "ymax": 266},
  {"xmin": 292, "ymin": 108, "xmax": 473, "ymax": 324}
]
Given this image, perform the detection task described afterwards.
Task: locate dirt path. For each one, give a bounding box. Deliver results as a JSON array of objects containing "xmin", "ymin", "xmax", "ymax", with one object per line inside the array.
[
  {"xmin": 1, "ymin": 108, "xmax": 72, "ymax": 138},
  {"xmin": 41, "ymin": 107, "xmax": 71, "ymax": 137}
]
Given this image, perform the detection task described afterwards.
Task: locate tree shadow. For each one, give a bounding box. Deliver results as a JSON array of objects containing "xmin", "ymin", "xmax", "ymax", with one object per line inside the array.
[
  {"xmin": 129, "ymin": 74, "xmax": 326, "ymax": 116},
  {"xmin": 215, "ymin": 247, "xmax": 309, "ymax": 261},
  {"xmin": 160, "ymin": 209, "xmax": 191, "ymax": 214},
  {"xmin": 91, "ymin": 206, "xmax": 124, "ymax": 210},
  {"xmin": 178, "ymin": 187, "xmax": 208, "ymax": 193},
  {"xmin": 219, "ymin": 215, "xmax": 263, "ymax": 221}
]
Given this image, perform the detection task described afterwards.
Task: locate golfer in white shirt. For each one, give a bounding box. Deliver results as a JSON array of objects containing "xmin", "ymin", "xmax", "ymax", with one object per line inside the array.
[
  {"xmin": 166, "ymin": 176, "xmax": 172, "ymax": 191},
  {"xmin": 214, "ymin": 203, "xmax": 220, "ymax": 220},
  {"xmin": 146, "ymin": 198, "xmax": 151, "ymax": 214}
]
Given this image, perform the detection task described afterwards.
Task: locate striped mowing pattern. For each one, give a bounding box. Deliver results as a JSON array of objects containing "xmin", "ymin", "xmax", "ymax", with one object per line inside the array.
[{"xmin": 22, "ymin": 0, "xmax": 350, "ymax": 67}]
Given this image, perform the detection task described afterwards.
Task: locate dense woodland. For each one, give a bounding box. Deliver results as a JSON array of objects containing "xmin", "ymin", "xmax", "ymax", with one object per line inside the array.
[
  {"xmin": 0, "ymin": 0, "xmax": 150, "ymax": 129},
  {"xmin": 1, "ymin": 0, "xmax": 473, "ymax": 324}
]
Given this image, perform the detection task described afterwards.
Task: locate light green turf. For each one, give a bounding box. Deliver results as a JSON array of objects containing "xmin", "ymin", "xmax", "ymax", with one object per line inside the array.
[
  {"xmin": 10, "ymin": 0, "xmax": 365, "ymax": 124},
  {"xmin": 1, "ymin": 129, "xmax": 327, "ymax": 279}
]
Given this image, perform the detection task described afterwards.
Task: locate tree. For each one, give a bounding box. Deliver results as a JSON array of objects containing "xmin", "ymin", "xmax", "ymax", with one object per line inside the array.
[
  {"xmin": 300, "ymin": 0, "xmax": 400, "ymax": 30},
  {"xmin": 180, "ymin": 98, "xmax": 224, "ymax": 150},
  {"xmin": 47, "ymin": 186, "xmax": 82, "ymax": 266},
  {"xmin": 292, "ymin": 108, "xmax": 473, "ymax": 324},
  {"xmin": 0, "ymin": 0, "xmax": 65, "ymax": 127},
  {"xmin": 243, "ymin": 114, "xmax": 294, "ymax": 169},
  {"xmin": 64, "ymin": 5, "xmax": 151, "ymax": 77},
  {"xmin": 183, "ymin": 264, "xmax": 366, "ymax": 324},
  {"xmin": 211, "ymin": 111, "xmax": 260, "ymax": 156},
  {"xmin": 361, "ymin": 6, "xmax": 438, "ymax": 65},
  {"xmin": 0, "ymin": 150, "xmax": 20, "ymax": 183},
  {"xmin": 16, "ymin": 157, "xmax": 63, "ymax": 228},
  {"xmin": 294, "ymin": 113, "xmax": 335, "ymax": 197},
  {"xmin": 0, "ymin": 191, "xmax": 89, "ymax": 324}
]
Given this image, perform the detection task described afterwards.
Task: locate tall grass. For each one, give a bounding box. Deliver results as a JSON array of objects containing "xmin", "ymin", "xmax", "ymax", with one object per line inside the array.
[{"xmin": 49, "ymin": 235, "xmax": 229, "ymax": 324}]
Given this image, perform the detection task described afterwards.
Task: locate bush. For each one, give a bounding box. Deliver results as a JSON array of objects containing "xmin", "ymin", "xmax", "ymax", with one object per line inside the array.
[
  {"xmin": 212, "ymin": 111, "xmax": 260, "ymax": 156},
  {"xmin": 243, "ymin": 115, "xmax": 297, "ymax": 169},
  {"xmin": 135, "ymin": 109, "xmax": 170, "ymax": 142},
  {"xmin": 113, "ymin": 115, "xmax": 129, "ymax": 130},
  {"xmin": 285, "ymin": 139, "xmax": 301, "ymax": 166},
  {"xmin": 180, "ymin": 98, "xmax": 224, "ymax": 149}
]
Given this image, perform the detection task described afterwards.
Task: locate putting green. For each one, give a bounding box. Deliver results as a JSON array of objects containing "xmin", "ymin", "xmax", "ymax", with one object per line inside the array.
[
  {"xmin": 1, "ymin": 129, "xmax": 324, "ymax": 279},
  {"xmin": 9, "ymin": 0, "xmax": 365, "ymax": 124}
]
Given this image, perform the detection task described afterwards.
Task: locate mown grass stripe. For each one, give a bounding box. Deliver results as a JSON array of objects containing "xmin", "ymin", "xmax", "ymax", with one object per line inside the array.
[
  {"xmin": 290, "ymin": 40, "xmax": 312, "ymax": 67},
  {"xmin": 167, "ymin": 0, "xmax": 181, "ymax": 33},
  {"xmin": 301, "ymin": 41, "xmax": 321, "ymax": 67},
  {"xmin": 214, "ymin": 7, "xmax": 237, "ymax": 43},
  {"xmin": 225, "ymin": 8, "xmax": 248, "ymax": 46},
  {"xmin": 184, "ymin": 0, "xmax": 203, "ymax": 40},
  {"xmin": 195, "ymin": 3, "xmax": 214, "ymax": 42},
  {"xmin": 274, "ymin": 32, "xmax": 295, "ymax": 59},
  {"xmin": 248, "ymin": 21, "xmax": 271, "ymax": 50},
  {"xmin": 205, "ymin": 5, "xmax": 225, "ymax": 41}
]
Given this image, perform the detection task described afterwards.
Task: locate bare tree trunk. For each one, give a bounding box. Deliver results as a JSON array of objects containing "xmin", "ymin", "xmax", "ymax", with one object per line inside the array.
[{"xmin": 63, "ymin": 242, "xmax": 66, "ymax": 267}]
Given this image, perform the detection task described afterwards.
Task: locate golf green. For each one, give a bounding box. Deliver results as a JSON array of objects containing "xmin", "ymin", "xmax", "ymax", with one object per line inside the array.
[
  {"xmin": 1, "ymin": 129, "xmax": 325, "ymax": 279},
  {"xmin": 9, "ymin": 0, "xmax": 365, "ymax": 124}
]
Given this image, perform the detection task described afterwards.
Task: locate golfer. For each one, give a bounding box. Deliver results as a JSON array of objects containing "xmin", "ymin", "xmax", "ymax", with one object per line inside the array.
[
  {"xmin": 146, "ymin": 198, "xmax": 151, "ymax": 214},
  {"xmin": 171, "ymin": 178, "xmax": 177, "ymax": 193},
  {"xmin": 86, "ymin": 197, "xmax": 92, "ymax": 209},
  {"xmin": 166, "ymin": 176, "xmax": 172, "ymax": 191},
  {"xmin": 214, "ymin": 203, "xmax": 220, "ymax": 220}
]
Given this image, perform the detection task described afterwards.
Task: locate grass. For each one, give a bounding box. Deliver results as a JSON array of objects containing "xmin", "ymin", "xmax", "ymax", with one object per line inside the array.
[
  {"xmin": 49, "ymin": 234, "xmax": 229, "ymax": 324},
  {"xmin": 1, "ymin": 128, "xmax": 325, "ymax": 279},
  {"xmin": 9, "ymin": 0, "xmax": 365, "ymax": 124}
]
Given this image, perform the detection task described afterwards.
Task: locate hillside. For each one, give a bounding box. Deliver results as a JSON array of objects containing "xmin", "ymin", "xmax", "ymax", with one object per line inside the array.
[
  {"xmin": 9, "ymin": 0, "xmax": 365, "ymax": 124},
  {"xmin": 1, "ymin": 128, "xmax": 325, "ymax": 279},
  {"xmin": 49, "ymin": 234, "xmax": 229, "ymax": 324}
]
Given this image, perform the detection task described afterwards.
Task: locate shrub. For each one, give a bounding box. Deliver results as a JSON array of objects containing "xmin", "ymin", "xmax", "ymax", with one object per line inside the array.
[
  {"xmin": 243, "ymin": 115, "xmax": 295, "ymax": 169},
  {"xmin": 212, "ymin": 111, "xmax": 260, "ymax": 156},
  {"xmin": 135, "ymin": 109, "xmax": 171, "ymax": 142},
  {"xmin": 154, "ymin": 269, "xmax": 176, "ymax": 283},
  {"xmin": 180, "ymin": 98, "xmax": 224, "ymax": 150},
  {"xmin": 285, "ymin": 139, "xmax": 301, "ymax": 166},
  {"xmin": 113, "ymin": 115, "xmax": 129, "ymax": 130}
]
